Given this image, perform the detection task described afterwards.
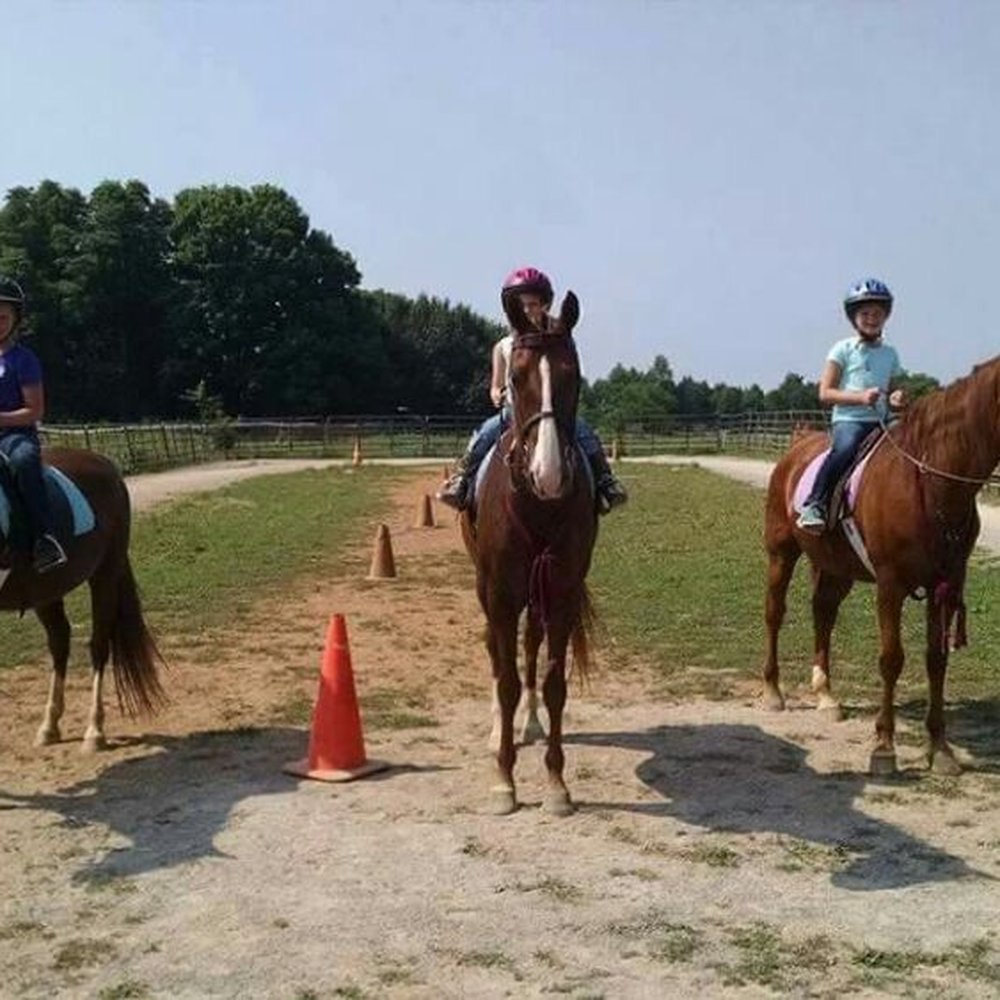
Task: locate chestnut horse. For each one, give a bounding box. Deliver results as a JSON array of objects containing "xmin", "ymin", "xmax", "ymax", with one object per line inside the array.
[
  {"xmin": 460, "ymin": 291, "xmax": 597, "ymax": 816},
  {"xmin": 1, "ymin": 447, "xmax": 164, "ymax": 750},
  {"xmin": 763, "ymin": 356, "xmax": 1000, "ymax": 776}
]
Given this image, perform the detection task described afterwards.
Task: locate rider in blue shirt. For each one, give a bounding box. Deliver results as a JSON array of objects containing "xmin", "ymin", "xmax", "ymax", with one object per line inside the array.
[
  {"xmin": 0, "ymin": 276, "xmax": 67, "ymax": 572},
  {"xmin": 797, "ymin": 278, "xmax": 905, "ymax": 532}
]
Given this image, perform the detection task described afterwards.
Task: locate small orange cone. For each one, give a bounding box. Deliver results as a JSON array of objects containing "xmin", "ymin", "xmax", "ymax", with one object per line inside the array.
[
  {"xmin": 367, "ymin": 523, "xmax": 397, "ymax": 579},
  {"xmin": 415, "ymin": 494, "xmax": 435, "ymax": 528},
  {"xmin": 284, "ymin": 615, "xmax": 389, "ymax": 782},
  {"xmin": 351, "ymin": 435, "xmax": 363, "ymax": 467}
]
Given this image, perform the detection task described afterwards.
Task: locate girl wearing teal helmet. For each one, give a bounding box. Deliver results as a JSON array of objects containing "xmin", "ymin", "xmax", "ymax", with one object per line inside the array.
[{"xmin": 796, "ymin": 279, "xmax": 906, "ymax": 532}]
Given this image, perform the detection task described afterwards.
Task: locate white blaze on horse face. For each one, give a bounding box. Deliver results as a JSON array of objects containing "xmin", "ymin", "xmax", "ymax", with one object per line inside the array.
[{"xmin": 529, "ymin": 355, "xmax": 564, "ymax": 498}]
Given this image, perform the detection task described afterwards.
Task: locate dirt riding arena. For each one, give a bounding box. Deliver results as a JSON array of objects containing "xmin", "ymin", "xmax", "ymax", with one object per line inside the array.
[{"xmin": 3, "ymin": 463, "xmax": 1000, "ymax": 998}]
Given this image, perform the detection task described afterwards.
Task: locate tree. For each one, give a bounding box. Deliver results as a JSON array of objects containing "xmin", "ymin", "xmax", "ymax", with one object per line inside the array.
[{"xmin": 171, "ymin": 183, "xmax": 379, "ymax": 415}]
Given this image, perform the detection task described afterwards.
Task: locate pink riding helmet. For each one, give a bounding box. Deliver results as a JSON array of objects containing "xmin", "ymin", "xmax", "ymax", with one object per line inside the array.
[{"xmin": 502, "ymin": 266, "xmax": 554, "ymax": 305}]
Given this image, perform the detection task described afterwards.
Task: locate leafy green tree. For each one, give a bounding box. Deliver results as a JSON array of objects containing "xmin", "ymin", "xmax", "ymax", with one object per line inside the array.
[
  {"xmin": 765, "ymin": 372, "xmax": 820, "ymax": 411},
  {"xmin": 171, "ymin": 184, "xmax": 379, "ymax": 415}
]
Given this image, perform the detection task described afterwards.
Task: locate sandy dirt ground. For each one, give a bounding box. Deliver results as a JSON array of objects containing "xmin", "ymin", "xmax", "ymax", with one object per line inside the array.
[{"xmin": 2, "ymin": 460, "xmax": 1000, "ymax": 999}]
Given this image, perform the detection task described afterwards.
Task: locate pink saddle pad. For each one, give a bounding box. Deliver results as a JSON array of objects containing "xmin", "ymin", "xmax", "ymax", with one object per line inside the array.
[{"xmin": 793, "ymin": 446, "xmax": 877, "ymax": 515}]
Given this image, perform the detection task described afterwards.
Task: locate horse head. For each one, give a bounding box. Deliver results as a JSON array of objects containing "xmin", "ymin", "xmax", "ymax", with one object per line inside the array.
[{"xmin": 502, "ymin": 290, "xmax": 581, "ymax": 501}]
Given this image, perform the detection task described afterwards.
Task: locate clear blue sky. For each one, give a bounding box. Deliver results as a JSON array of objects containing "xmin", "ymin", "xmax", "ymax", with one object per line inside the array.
[{"xmin": 7, "ymin": 1, "xmax": 1000, "ymax": 389}]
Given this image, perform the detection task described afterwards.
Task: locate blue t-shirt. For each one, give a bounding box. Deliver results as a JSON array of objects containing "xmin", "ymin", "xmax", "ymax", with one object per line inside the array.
[
  {"xmin": 826, "ymin": 336, "xmax": 902, "ymax": 423},
  {"xmin": 0, "ymin": 343, "xmax": 43, "ymax": 430}
]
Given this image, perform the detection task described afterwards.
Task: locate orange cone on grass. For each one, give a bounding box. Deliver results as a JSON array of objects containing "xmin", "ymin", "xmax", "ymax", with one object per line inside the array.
[
  {"xmin": 283, "ymin": 614, "xmax": 389, "ymax": 782},
  {"xmin": 368, "ymin": 523, "xmax": 396, "ymax": 579},
  {"xmin": 415, "ymin": 494, "xmax": 435, "ymax": 528}
]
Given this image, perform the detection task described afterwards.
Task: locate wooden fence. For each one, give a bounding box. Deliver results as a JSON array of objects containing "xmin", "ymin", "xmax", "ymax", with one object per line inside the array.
[{"xmin": 39, "ymin": 412, "xmax": 1000, "ymax": 492}]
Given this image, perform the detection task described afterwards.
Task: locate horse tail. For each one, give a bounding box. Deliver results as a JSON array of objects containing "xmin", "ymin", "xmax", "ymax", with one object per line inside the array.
[
  {"xmin": 110, "ymin": 557, "xmax": 167, "ymax": 717},
  {"xmin": 570, "ymin": 584, "xmax": 597, "ymax": 685}
]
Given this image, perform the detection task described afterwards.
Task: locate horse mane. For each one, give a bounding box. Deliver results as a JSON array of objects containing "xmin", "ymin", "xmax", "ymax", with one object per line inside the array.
[{"xmin": 897, "ymin": 354, "xmax": 1000, "ymax": 471}]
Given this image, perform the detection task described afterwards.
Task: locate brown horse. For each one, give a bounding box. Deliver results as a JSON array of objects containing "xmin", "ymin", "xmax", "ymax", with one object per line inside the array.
[
  {"xmin": 1, "ymin": 447, "xmax": 165, "ymax": 750},
  {"xmin": 763, "ymin": 356, "xmax": 1000, "ymax": 776},
  {"xmin": 460, "ymin": 291, "xmax": 597, "ymax": 816}
]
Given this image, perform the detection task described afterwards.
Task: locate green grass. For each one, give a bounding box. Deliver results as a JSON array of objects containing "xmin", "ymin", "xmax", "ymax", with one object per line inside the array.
[
  {"xmin": 592, "ymin": 465, "xmax": 1000, "ymax": 704},
  {"xmin": 0, "ymin": 466, "xmax": 392, "ymax": 671}
]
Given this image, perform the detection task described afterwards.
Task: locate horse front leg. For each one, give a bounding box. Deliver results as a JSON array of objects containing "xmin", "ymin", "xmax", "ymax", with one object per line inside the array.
[
  {"xmin": 520, "ymin": 612, "xmax": 546, "ymax": 744},
  {"xmin": 925, "ymin": 595, "xmax": 961, "ymax": 776},
  {"xmin": 541, "ymin": 614, "xmax": 574, "ymax": 816},
  {"xmin": 762, "ymin": 540, "xmax": 800, "ymax": 711},
  {"xmin": 487, "ymin": 607, "xmax": 521, "ymax": 815},
  {"xmin": 871, "ymin": 580, "xmax": 906, "ymax": 776},
  {"xmin": 34, "ymin": 601, "xmax": 70, "ymax": 747},
  {"xmin": 811, "ymin": 571, "xmax": 853, "ymax": 720}
]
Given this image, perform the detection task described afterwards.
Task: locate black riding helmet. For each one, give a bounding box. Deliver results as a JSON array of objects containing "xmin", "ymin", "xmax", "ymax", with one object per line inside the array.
[{"xmin": 0, "ymin": 275, "xmax": 26, "ymax": 324}]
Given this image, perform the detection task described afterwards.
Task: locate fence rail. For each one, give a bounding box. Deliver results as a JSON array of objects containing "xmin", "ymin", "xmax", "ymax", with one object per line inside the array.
[{"xmin": 39, "ymin": 412, "xmax": 1000, "ymax": 492}]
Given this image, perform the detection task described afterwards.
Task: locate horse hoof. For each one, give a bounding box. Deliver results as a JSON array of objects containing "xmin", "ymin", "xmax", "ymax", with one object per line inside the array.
[
  {"xmin": 544, "ymin": 792, "xmax": 575, "ymax": 817},
  {"xmin": 81, "ymin": 734, "xmax": 107, "ymax": 754},
  {"xmin": 762, "ymin": 689, "xmax": 785, "ymax": 712},
  {"xmin": 487, "ymin": 787, "xmax": 517, "ymax": 816},
  {"xmin": 930, "ymin": 748, "xmax": 962, "ymax": 777},
  {"xmin": 817, "ymin": 700, "xmax": 844, "ymax": 722},
  {"xmin": 520, "ymin": 718, "xmax": 546, "ymax": 745},
  {"xmin": 34, "ymin": 726, "xmax": 61, "ymax": 747},
  {"xmin": 869, "ymin": 750, "xmax": 897, "ymax": 777}
]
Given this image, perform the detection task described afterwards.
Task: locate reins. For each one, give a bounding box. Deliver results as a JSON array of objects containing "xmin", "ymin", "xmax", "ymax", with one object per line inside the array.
[{"xmin": 877, "ymin": 415, "xmax": 994, "ymax": 486}]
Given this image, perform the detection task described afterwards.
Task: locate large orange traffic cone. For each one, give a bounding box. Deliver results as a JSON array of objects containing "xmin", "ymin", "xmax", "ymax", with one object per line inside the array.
[
  {"xmin": 415, "ymin": 493, "xmax": 435, "ymax": 528},
  {"xmin": 367, "ymin": 523, "xmax": 397, "ymax": 579},
  {"xmin": 283, "ymin": 614, "xmax": 389, "ymax": 782},
  {"xmin": 352, "ymin": 435, "xmax": 363, "ymax": 467}
]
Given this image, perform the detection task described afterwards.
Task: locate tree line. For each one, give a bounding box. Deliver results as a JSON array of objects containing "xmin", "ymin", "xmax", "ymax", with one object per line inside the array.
[{"xmin": 0, "ymin": 179, "xmax": 940, "ymax": 424}]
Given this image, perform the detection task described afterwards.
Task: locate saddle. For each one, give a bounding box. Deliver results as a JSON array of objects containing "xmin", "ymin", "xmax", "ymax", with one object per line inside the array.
[
  {"xmin": 793, "ymin": 428, "xmax": 887, "ymax": 576},
  {"xmin": 0, "ymin": 459, "xmax": 96, "ymax": 554},
  {"xmin": 822, "ymin": 427, "xmax": 885, "ymax": 531}
]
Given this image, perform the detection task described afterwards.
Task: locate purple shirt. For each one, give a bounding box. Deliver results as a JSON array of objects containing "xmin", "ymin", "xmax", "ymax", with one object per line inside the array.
[{"xmin": 0, "ymin": 343, "xmax": 42, "ymax": 429}]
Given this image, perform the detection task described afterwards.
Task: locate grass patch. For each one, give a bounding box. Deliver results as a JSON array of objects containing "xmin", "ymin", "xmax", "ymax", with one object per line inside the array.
[
  {"xmin": 53, "ymin": 938, "xmax": 117, "ymax": 971},
  {"xmin": 681, "ymin": 843, "xmax": 740, "ymax": 868},
  {"xmin": 591, "ymin": 466, "xmax": 1000, "ymax": 707},
  {"xmin": 98, "ymin": 982, "xmax": 150, "ymax": 1000},
  {"xmin": 725, "ymin": 922, "xmax": 785, "ymax": 989},
  {"xmin": 456, "ymin": 949, "xmax": 515, "ymax": 971},
  {"xmin": 514, "ymin": 876, "xmax": 584, "ymax": 904},
  {"xmin": 360, "ymin": 688, "xmax": 438, "ymax": 730}
]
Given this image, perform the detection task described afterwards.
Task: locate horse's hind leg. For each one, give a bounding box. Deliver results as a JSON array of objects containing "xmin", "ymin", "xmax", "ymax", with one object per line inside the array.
[
  {"xmin": 762, "ymin": 539, "xmax": 801, "ymax": 711},
  {"xmin": 520, "ymin": 613, "xmax": 546, "ymax": 745},
  {"xmin": 811, "ymin": 570, "xmax": 853, "ymax": 720},
  {"xmin": 81, "ymin": 567, "xmax": 117, "ymax": 753},
  {"xmin": 34, "ymin": 600, "xmax": 70, "ymax": 747}
]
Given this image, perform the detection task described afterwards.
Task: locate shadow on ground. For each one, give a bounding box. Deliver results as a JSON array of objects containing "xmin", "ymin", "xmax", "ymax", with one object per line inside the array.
[
  {"xmin": 569, "ymin": 721, "xmax": 991, "ymax": 892},
  {"xmin": 0, "ymin": 727, "xmax": 445, "ymax": 881}
]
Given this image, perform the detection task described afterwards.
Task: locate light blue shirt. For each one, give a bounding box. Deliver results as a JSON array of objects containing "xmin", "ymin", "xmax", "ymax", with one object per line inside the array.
[{"xmin": 827, "ymin": 336, "xmax": 902, "ymax": 423}]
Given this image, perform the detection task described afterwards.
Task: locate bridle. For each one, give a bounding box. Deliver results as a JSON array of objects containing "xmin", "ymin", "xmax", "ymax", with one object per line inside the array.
[{"xmin": 503, "ymin": 330, "xmax": 579, "ymax": 481}]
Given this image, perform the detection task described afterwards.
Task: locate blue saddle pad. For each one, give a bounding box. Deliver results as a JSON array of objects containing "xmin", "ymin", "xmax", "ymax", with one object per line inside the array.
[
  {"xmin": 0, "ymin": 465, "xmax": 96, "ymax": 545},
  {"xmin": 472, "ymin": 442, "xmax": 594, "ymax": 507}
]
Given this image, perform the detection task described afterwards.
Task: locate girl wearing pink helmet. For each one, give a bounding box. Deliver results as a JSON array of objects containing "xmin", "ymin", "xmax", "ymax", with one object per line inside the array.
[{"xmin": 438, "ymin": 266, "xmax": 627, "ymax": 513}]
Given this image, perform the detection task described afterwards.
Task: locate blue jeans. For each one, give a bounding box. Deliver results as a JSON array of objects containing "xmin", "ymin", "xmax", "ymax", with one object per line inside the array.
[
  {"xmin": 464, "ymin": 411, "xmax": 607, "ymax": 478},
  {"xmin": 0, "ymin": 430, "xmax": 53, "ymax": 540},
  {"xmin": 805, "ymin": 420, "xmax": 878, "ymax": 510}
]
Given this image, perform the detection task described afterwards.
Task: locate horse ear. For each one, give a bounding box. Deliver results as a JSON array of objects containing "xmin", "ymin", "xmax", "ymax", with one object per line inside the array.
[
  {"xmin": 557, "ymin": 291, "xmax": 579, "ymax": 334},
  {"xmin": 502, "ymin": 289, "xmax": 533, "ymax": 334}
]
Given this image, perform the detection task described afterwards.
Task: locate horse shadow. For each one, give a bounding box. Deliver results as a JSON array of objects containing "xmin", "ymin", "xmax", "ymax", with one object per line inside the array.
[
  {"xmin": 0, "ymin": 727, "xmax": 440, "ymax": 883},
  {"xmin": 568, "ymin": 722, "xmax": 988, "ymax": 892}
]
